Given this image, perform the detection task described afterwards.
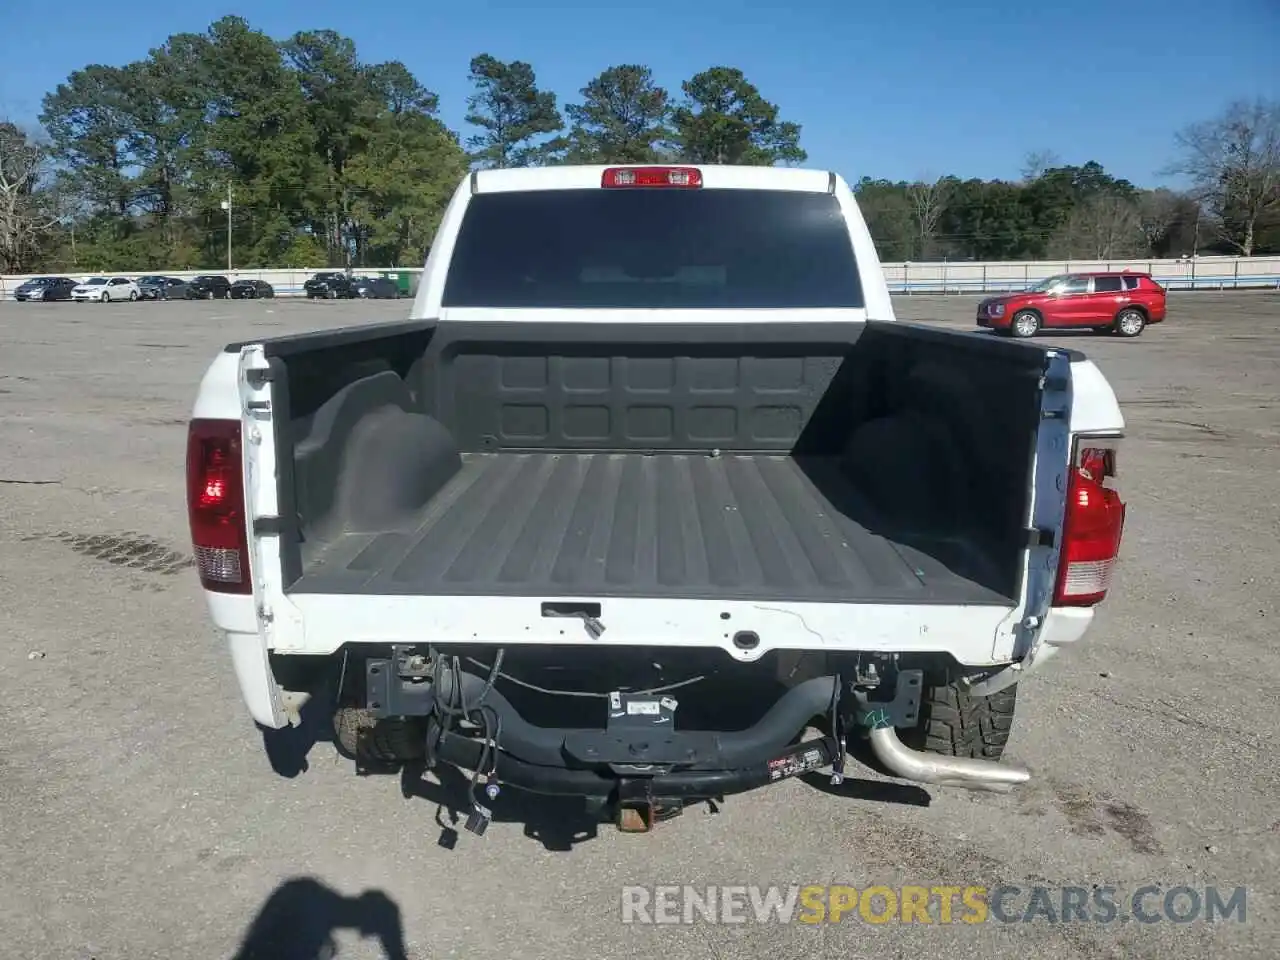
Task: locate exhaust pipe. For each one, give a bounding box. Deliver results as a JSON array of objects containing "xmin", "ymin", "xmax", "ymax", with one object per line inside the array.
[{"xmin": 867, "ymin": 726, "xmax": 1030, "ymax": 794}]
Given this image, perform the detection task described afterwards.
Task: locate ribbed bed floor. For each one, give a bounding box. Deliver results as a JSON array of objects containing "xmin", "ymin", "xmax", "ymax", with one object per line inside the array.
[{"xmin": 290, "ymin": 452, "xmax": 1009, "ymax": 604}]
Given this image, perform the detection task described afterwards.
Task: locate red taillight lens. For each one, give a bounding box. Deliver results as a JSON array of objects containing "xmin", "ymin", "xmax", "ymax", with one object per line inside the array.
[
  {"xmin": 1054, "ymin": 438, "xmax": 1126, "ymax": 607},
  {"xmin": 601, "ymin": 166, "xmax": 702, "ymax": 189},
  {"xmin": 186, "ymin": 418, "xmax": 251, "ymax": 594}
]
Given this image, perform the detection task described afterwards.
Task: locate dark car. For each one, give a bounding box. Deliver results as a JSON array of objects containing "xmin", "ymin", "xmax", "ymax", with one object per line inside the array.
[
  {"xmin": 304, "ymin": 271, "xmax": 356, "ymax": 299},
  {"xmin": 189, "ymin": 275, "xmax": 232, "ymax": 299},
  {"xmin": 351, "ymin": 275, "xmax": 400, "ymax": 299},
  {"xmin": 14, "ymin": 276, "xmax": 77, "ymax": 302},
  {"xmin": 230, "ymin": 279, "xmax": 275, "ymax": 300},
  {"xmin": 137, "ymin": 276, "xmax": 191, "ymax": 300}
]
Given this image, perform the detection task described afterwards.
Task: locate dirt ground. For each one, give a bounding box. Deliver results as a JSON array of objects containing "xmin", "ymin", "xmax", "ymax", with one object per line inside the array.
[{"xmin": 1, "ymin": 291, "xmax": 1277, "ymax": 959}]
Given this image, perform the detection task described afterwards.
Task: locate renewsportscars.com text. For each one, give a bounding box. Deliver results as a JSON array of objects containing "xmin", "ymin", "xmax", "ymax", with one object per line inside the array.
[{"xmin": 620, "ymin": 884, "xmax": 1247, "ymax": 925}]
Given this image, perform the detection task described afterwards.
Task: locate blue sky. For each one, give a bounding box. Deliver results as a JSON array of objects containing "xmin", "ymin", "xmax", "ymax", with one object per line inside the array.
[{"xmin": 2, "ymin": 0, "xmax": 1276, "ymax": 186}]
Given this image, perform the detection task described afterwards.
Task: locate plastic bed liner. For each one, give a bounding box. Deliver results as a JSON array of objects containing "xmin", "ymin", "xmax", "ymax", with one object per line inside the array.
[{"xmin": 289, "ymin": 451, "xmax": 1011, "ymax": 605}]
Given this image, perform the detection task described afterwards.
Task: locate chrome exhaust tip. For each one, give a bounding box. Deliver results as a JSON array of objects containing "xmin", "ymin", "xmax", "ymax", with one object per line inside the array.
[{"xmin": 867, "ymin": 726, "xmax": 1030, "ymax": 794}]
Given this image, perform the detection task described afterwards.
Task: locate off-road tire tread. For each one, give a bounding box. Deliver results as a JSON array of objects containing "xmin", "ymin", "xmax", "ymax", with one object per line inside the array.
[{"xmin": 917, "ymin": 681, "xmax": 1017, "ymax": 760}]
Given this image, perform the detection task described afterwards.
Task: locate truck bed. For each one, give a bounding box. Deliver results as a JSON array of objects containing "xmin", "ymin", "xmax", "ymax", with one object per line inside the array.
[{"xmin": 290, "ymin": 451, "xmax": 1009, "ymax": 605}]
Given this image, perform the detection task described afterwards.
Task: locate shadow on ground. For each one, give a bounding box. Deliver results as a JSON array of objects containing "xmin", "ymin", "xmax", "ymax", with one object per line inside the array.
[
  {"xmin": 257, "ymin": 691, "xmax": 337, "ymax": 779},
  {"xmin": 398, "ymin": 759, "xmax": 605, "ymax": 851},
  {"xmin": 232, "ymin": 877, "xmax": 408, "ymax": 960}
]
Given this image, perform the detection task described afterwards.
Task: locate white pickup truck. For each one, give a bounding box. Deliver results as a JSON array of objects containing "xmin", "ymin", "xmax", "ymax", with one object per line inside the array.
[{"xmin": 188, "ymin": 164, "xmax": 1126, "ymax": 833}]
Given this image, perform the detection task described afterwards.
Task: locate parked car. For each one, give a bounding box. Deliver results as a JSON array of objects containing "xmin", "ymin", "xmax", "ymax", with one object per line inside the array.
[
  {"xmin": 351, "ymin": 275, "xmax": 400, "ymax": 299},
  {"xmin": 303, "ymin": 271, "xmax": 356, "ymax": 299},
  {"xmin": 189, "ymin": 164, "xmax": 1128, "ymax": 830},
  {"xmin": 137, "ymin": 276, "xmax": 191, "ymax": 300},
  {"xmin": 977, "ymin": 272, "xmax": 1167, "ymax": 338},
  {"xmin": 230, "ymin": 279, "xmax": 275, "ymax": 300},
  {"xmin": 13, "ymin": 276, "xmax": 77, "ymax": 301},
  {"xmin": 70, "ymin": 277, "xmax": 140, "ymax": 302},
  {"xmin": 189, "ymin": 275, "xmax": 232, "ymax": 299}
]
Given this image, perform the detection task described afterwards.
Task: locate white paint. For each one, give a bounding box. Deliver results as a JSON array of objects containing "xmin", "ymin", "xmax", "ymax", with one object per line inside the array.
[
  {"xmin": 1036, "ymin": 606, "xmax": 1095, "ymax": 659},
  {"xmin": 191, "ymin": 350, "xmax": 243, "ymax": 420},
  {"xmin": 1068, "ymin": 359, "xmax": 1126, "ymax": 435},
  {"xmin": 471, "ymin": 164, "xmax": 833, "ymax": 195},
  {"xmin": 276, "ymin": 594, "xmax": 1018, "ymax": 664},
  {"xmin": 204, "ymin": 589, "xmax": 259, "ymax": 635},
  {"xmin": 228, "ymin": 631, "xmax": 285, "ymax": 728},
  {"xmin": 409, "ymin": 175, "xmax": 471, "ymax": 319}
]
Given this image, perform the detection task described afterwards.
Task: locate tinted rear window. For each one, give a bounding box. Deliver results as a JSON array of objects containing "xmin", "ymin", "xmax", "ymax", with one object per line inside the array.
[
  {"xmin": 442, "ymin": 189, "xmax": 864, "ymax": 309},
  {"xmin": 1094, "ymin": 276, "xmax": 1124, "ymax": 292}
]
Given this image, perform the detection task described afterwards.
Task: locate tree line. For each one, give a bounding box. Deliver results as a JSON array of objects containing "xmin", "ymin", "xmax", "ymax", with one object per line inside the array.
[{"xmin": 0, "ymin": 15, "xmax": 1277, "ymax": 273}]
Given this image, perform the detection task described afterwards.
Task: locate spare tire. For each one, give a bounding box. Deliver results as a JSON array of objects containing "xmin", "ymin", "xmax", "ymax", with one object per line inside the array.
[{"xmin": 333, "ymin": 707, "xmax": 425, "ymax": 762}]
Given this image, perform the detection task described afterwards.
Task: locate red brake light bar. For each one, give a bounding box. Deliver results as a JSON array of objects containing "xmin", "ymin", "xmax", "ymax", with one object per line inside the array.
[{"xmin": 602, "ymin": 166, "xmax": 702, "ymax": 189}]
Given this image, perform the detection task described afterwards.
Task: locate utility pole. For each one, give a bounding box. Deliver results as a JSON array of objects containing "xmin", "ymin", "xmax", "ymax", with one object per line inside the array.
[
  {"xmin": 219, "ymin": 183, "xmax": 233, "ymax": 271},
  {"xmin": 62, "ymin": 217, "xmax": 77, "ymax": 267}
]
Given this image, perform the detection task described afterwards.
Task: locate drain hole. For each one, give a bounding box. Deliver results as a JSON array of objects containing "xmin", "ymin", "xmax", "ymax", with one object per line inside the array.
[{"xmin": 732, "ymin": 631, "xmax": 760, "ymax": 651}]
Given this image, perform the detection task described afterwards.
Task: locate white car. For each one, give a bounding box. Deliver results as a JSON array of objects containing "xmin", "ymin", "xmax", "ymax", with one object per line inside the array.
[{"xmin": 71, "ymin": 276, "xmax": 140, "ymax": 302}]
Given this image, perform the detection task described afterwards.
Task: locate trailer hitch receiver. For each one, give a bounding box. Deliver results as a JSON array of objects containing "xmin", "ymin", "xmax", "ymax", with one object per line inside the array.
[{"xmin": 616, "ymin": 782, "xmax": 684, "ymax": 833}]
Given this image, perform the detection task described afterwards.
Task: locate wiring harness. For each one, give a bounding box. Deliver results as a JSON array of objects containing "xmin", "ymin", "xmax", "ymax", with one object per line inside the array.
[{"xmin": 425, "ymin": 650, "xmax": 506, "ymax": 835}]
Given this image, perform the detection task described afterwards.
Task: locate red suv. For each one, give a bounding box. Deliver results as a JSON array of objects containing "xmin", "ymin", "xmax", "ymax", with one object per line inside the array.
[{"xmin": 977, "ymin": 272, "xmax": 1166, "ymax": 338}]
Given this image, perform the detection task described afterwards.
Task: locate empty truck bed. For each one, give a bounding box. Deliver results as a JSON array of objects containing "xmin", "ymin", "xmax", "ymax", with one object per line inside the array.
[{"xmin": 290, "ymin": 451, "xmax": 1010, "ymax": 604}]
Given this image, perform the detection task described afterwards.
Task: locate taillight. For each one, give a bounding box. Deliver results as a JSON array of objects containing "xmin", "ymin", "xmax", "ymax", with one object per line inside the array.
[
  {"xmin": 1053, "ymin": 437, "xmax": 1126, "ymax": 607},
  {"xmin": 601, "ymin": 166, "xmax": 702, "ymax": 188},
  {"xmin": 186, "ymin": 418, "xmax": 251, "ymax": 594}
]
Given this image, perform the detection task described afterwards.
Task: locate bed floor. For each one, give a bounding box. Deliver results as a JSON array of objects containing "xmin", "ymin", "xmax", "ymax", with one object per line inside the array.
[{"xmin": 289, "ymin": 452, "xmax": 1012, "ymax": 605}]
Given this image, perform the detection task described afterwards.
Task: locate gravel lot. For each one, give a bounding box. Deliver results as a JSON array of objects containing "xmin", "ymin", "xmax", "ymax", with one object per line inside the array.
[{"xmin": 2, "ymin": 292, "xmax": 1278, "ymax": 960}]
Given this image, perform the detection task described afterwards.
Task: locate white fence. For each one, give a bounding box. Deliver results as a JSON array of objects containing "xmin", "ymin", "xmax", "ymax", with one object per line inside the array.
[
  {"xmin": 887, "ymin": 256, "xmax": 1280, "ymax": 293},
  {"xmin": 3, "ymin": 257, "xmax": 1279, "ymax": 299}
]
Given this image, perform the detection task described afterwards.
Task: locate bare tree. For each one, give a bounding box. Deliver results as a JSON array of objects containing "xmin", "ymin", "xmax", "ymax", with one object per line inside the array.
[
  {"xmin": 1168, "ymin": 99, "xmax": 1280, "ymax": 256},
  {"xmin": 906, "ymin": 175, "xmax": 952, "ymax": 260},
  {"xmin": 1049, "ymin": 194, "xmax": 1145, "ymax": 260},
  {"xmin": 1021, "ymin": 149, "xmax": 1061, "ymax": 182},
  {"xmin": 1137, "ymin": 188, "xmax": 1183, "ymax": 254},
  {"xmin": 0, "ymin": 121, "xmax": 58, "ymax": 272}
]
